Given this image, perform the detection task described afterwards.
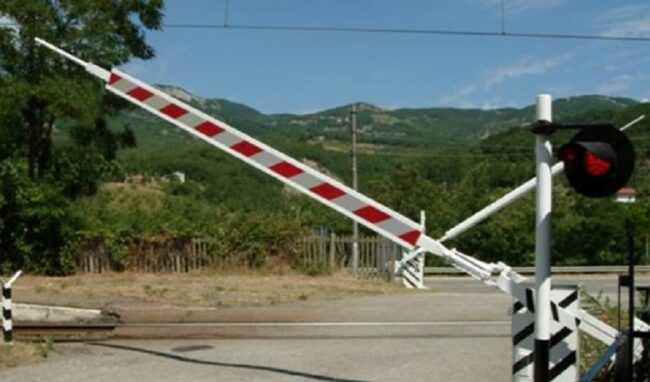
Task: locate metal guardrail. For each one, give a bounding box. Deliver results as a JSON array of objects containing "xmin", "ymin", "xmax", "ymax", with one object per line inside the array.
[{"xmin": 425, "ymin": 265, "xmax": 650, "ymax": 275}]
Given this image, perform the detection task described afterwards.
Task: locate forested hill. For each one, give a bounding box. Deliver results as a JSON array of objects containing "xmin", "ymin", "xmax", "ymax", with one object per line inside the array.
[
  {"xmin": 108, "ymin": 90, "xmax": 642, "ymax": 209},
  {"xmin": 140, "ymin": 86, "xmax": 637, "ymax": 150}
]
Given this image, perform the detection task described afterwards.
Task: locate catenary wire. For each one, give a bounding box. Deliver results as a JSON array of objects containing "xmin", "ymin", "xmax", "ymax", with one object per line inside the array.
[
  {"xmin": 3, "ymin": 22, "xmax": 645, "ymax": 43},
  {"xmin": 159, "ymin": 23, "xmax": 650, "ymax": 43}
]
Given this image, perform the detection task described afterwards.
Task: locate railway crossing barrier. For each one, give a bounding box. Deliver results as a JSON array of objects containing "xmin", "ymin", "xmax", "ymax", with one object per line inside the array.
[
  {"xmin": 34, "ymin": 38, "xmax": 649, "ymax": 379},
  {"xmin": 2, "ymin": 270, "xmax": 22, "ymax": 344}
]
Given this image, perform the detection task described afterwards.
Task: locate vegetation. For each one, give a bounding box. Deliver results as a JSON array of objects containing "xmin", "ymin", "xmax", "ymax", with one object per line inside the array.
[
  {"xmin": 0, "ymin": 3, "xmax": 649, "ymax": 275},
  {"xmin": 580, "ymin": 291, "xmax": 618, "ymax": 381},
  {"xmin": 0, "ymin": 0, "xmax": 162, "ymax": 274}
]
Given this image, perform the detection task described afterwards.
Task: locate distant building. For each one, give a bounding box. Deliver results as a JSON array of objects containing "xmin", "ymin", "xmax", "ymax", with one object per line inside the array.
[
  {"xmin": 614, "ymin": 187, "xmax": 636, "ymax": 203},
  {"xmin": 126, "ymin": 172, "xmax": 145, "ymax": 184},
  {"xmin": 160, "ymin": 171, "xmax": 186, "ymax": 184},
  {"xmin": 172, "ymin": 171, "xmax": 186, "ymax": 184}
]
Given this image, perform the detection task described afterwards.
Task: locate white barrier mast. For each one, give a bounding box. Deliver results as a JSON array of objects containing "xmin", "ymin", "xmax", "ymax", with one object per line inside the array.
[{"xmin": 533, "ymin": 94, "xmax": 553, "ymax": 382}]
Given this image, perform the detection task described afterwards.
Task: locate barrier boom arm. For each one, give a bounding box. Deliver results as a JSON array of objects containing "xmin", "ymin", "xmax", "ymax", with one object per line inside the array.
[
  {"xmin": 34, "ymin": 38, "xmax": 450, "ymax": 257},
  {"xmin": 37, "ymin": 38, "xmax": 644, "ymax": 355}
]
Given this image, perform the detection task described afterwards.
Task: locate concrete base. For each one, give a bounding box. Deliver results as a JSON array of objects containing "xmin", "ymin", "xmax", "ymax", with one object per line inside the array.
[{"xmin": 13, "ymin": 303, "xmax": 111, "ymax": 323}]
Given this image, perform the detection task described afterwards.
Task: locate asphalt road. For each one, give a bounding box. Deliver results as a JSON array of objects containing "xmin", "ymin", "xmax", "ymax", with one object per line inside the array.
[
  {"xmin": 0, "ymin": 336, "xmax": 510, "ymax": 382},
  {"xmin": 1, "ymin": 275, "xmax": 640, "ymax": 382}
]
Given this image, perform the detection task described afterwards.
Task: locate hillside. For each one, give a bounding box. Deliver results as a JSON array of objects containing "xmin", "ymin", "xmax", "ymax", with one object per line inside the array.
[
  {"xmin": 100, "ymin": 89, "xmax": 641, "ymax": 209},
  {"xmin": 116, "ymin": 87, "xmax": 637, "ymax": 155}
]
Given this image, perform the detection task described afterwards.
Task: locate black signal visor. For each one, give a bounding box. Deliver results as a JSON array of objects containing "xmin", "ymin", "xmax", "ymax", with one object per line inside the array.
[{"xmin": 556, "ymin": 124, "xmax": 634, "ymax": 198}]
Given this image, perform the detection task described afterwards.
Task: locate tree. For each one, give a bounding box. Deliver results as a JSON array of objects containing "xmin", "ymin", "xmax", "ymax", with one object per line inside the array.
[
  {"xmin": 0, "ymin": 0, "xmax": 163, "ymax": 273},
  {"xmin": 0, "ymin": 0, "xmax": 163, "ymax": 179}
]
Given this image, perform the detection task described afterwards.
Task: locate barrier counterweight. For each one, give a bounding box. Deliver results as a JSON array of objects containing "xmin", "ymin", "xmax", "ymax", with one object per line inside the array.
[{"xmin": 512, "ymin": 284, "xmax": 580, "ymax": 382}]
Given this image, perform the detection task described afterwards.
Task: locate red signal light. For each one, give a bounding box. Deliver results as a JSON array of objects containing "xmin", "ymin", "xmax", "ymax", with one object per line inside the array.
[{"xmin": 583, "ymin": 151, "xmax": 611, "ymax": 176}]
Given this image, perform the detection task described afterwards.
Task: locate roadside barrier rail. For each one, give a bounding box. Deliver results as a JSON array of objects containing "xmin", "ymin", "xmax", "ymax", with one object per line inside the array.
[{"xmin": 425, "ymin": 265, "xmax": 650, "ymax": 275}]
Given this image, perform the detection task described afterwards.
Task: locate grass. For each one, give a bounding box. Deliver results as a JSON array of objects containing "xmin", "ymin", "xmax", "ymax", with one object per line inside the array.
[
  {"xmin": 100, "ymin": 182, "xmax": 165, "ymax": 211},
  {"xmin": 14, "ymin": 270, "xmax": 409, "ymax": 308},
  {"xmin": 580, "ymin": 289, "xmax": 631, "ymax": 381},
  {"xmin": 0, "ymin": 340, "xmax": 54, "ymax": 370}
]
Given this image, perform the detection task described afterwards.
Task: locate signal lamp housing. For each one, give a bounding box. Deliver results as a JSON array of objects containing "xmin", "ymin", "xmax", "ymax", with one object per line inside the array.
[{"xmin": 557, "ymin": 124, "xmax": 635, "ymax": 198}]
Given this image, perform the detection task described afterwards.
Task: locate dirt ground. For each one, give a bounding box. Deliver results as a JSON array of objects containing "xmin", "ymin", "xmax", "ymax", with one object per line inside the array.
[
  {"xmin": 11, "ymin": 270, "xmax": 407, "ymax": 310},
  {"xmin": 2, "ymin": 271, "xmax": 411, "ymax": 369}
]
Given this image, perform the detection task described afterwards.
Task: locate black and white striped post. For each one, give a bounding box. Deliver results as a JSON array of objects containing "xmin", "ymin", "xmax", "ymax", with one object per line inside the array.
[{"xmin": 2, "ymin": 270, "xmax": 22, "ymax": 344}]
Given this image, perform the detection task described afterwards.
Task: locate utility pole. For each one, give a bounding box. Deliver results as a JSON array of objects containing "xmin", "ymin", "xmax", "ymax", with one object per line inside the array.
[
  {"xmin": 351, "ymin": 104, "xmax": 359, "ymax": 276},
  {"xmin": 533, "ymin": 94, "xmax": 553, "ymax": 382}
]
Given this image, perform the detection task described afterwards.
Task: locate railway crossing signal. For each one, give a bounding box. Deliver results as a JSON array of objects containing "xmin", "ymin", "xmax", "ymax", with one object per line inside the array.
[{"xmin": 557, "ymin": 124, "xmax": 635, "ymax": 198}]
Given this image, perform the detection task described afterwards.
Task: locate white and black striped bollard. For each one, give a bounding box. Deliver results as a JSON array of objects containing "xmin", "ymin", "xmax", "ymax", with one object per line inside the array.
[
  {"xmin": 2, "ymin": 284, "xmax": 12, "ymax": 343},
  {"xmin": 2, "ymin": 270, "xmax": 22, "ymax": 344}
]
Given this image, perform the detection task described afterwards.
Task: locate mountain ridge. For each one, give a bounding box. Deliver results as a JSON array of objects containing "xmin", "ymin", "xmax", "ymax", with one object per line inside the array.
[
  {"xmin": 155, "ymin": 83, "xmax": 638, "ymax": 118},
  {"xmin": 130, "ymin": 85, "xmax": 639, "ymax": 150}
]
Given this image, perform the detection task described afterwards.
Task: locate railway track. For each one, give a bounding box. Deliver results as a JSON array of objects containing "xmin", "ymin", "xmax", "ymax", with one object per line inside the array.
[
  {"xmin": 14, "ymin": 323, "xmax": 118, "ymax": 341},
  {"xmin": 11, "ymin": 320, "xmax": 510, "ymax": 342}
]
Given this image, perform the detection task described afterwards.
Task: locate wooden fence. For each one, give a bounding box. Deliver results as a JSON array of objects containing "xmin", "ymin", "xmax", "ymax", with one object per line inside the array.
[
  {"xmin": 77, "ymin": 235, "xmax": 402, "ymax": 279},
  {"xmin": 298, "ymin": 235, "xmax": 400, "ymax": 279},
  {"xmin": 125, "ymin": 239, "xmax": 211, "ymax": 273},
  {"xmin": 76, "ymin": 238, "xmax": 111, "ymax": 274}
]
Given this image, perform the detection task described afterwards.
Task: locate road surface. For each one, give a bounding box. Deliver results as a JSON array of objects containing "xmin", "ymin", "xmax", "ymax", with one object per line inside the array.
[{"xmin": 1, "ymin": 275, "xmax": 640, "ymax": 382}]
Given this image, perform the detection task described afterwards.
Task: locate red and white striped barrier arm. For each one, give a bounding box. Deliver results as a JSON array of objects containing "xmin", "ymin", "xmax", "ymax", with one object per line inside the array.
[{"xmin": 34, "ymin": 38, "xmax": 446, "ymax": 255}]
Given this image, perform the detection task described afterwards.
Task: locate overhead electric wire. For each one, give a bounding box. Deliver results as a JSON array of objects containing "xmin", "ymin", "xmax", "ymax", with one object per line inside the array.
[
  {"xmin": 0, "ymin": 23, "xmax": 645, "ymax": 43},
  {"xmin": 2, "ymin": 0, "xmax": 650, "ymax": 44},
  {"xmin": 159, "ymin": 23, "xmax": 650, "ymax": 43}
]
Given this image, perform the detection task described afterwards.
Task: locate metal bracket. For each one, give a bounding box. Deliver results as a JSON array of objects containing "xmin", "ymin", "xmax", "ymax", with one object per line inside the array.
[
  {"xmin": 531, "ymin": 120, "xmax": 557, "ymax": 135},
  {"xmin": 532, "ymin": 121, "xmax": 615, "ymax": 135}
]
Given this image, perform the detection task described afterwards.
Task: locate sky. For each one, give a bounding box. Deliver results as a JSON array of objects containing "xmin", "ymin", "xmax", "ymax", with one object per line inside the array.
[{"xmin": 121, "ymin": 0, "xmax": 650, "ymax": 114}]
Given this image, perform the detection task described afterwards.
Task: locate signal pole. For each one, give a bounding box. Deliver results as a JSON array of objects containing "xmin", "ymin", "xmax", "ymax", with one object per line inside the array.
[
  {"xmin": 533, "ymin": 94, "xmax": 553, "ymax": 382},
  {"xmin": 626, "ymin": 218, "xmax": 636, "ymax": 381},
  {"xmin": 351, "ymin": 104, "xmax": 359, "ymax": 276}
]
